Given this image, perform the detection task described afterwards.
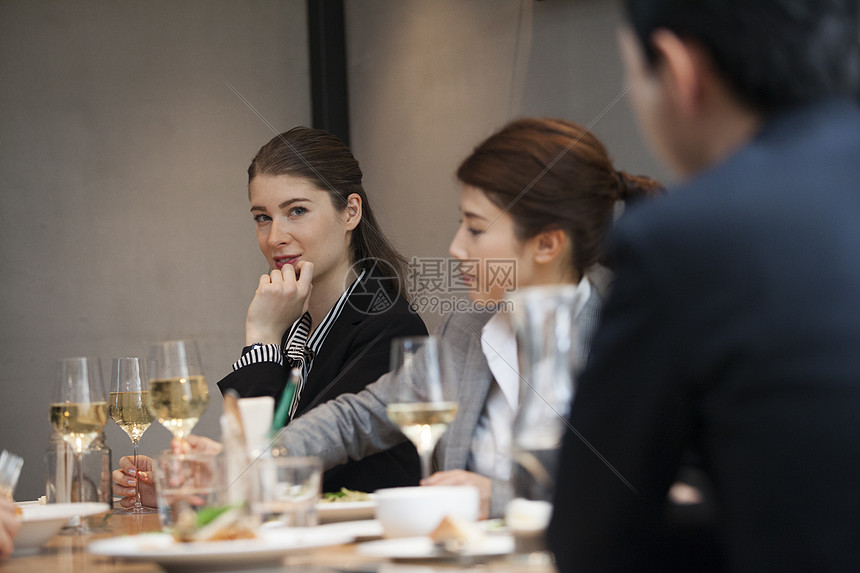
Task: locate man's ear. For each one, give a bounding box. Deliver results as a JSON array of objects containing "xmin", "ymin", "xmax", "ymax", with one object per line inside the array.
[
  {"xmin": 532, "ymin": 229, "xmax": 568, "ymax": 264},
  {"xmin": 649, "ymin": 29, "xmax": 709, "ymax": 117},
  {"xmin": 344, "ymin": 193, "xmax": 362, "ymax": 231}
]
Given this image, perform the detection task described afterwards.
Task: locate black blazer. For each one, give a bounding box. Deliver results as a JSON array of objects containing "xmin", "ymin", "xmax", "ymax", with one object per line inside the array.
[
  {"xmin": 549, "ymin": 99, "xmax": 860, "ymax": 572},
  {"xmin": 218, "ymin": 275, "xmax": 426, "ymax": 493}
]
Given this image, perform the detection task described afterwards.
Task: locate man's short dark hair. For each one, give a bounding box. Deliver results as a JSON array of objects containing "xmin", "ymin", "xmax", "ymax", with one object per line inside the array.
[{"xmin": 623, "ymin": 0, "xmax": 860, "ymax": 113}]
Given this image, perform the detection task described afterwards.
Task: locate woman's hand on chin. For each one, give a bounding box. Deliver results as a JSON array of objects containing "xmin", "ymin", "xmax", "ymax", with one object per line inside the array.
[{"xmin": 246, "ymin": 261, "xmax": 314, "ymax": 344}]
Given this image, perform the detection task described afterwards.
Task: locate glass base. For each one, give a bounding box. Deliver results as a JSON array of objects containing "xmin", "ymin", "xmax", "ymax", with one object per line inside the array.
[
  {"xmin": 118, "ymin": 504, "xmax": 157, "ymax": 514},
  {"xmin": 508, "ymin": 550, "xmax": 555, "ymax": 567},
  {"xmin": 59, "ymin": 514, "xmax": 94, "ymax": 535}
]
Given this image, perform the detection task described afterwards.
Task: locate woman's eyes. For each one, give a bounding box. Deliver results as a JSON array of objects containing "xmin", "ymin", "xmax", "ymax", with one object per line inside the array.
[
  {"xmin": 253, "ymin": 206, "xmax": 307, "ymax": 223},
  {"xmin": 458, "ymin": 219, "xmax": 484, "ymax": 237}
]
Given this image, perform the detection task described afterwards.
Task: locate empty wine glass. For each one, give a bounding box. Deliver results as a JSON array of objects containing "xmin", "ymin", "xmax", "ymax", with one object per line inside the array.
[
  {"xmin": 385, "ymin": 336, "xmax": 458, "ymax": 479},
  {"xmin": 50, "ymin": 357, "xmax": 108, "ymax": 533},
  {"xmin": 506, "ymin": 284, "xmax": 586, "ymax": 559},
  {"xmin": 109, "ymin": 357, "xmax": 156, "ymax": 514},
  {"xmin": 148, "ymin": 340, "xmax": 209, "ymax": 442}
]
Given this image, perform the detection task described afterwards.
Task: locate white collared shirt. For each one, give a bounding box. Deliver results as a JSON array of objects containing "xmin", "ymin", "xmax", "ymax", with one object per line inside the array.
[{"xmin": 468, "ymin": 278, "xmax": 592, "ymax": 481}]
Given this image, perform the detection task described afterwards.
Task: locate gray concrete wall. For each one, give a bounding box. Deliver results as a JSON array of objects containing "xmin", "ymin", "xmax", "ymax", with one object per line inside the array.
[{"xmin": 0, "ymin": 1, "xmax": 310, "ymax": 500}]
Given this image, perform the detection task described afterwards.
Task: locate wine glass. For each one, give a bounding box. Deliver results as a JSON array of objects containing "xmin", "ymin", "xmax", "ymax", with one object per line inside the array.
[
  {"xmin": 385, "ymin": 336, "xmax": 458, "ymax": 479},
  {"xmin": 109, "ymin": 357, "xmax": 156, "ymax": 514},
  {"xmin": 148, "ymin": 340, "xmax": 209, "ymax": 442},
  {"xmin": 50, "ymin": 357, "xmax": 108, "ymax": 533},
  {"xmin": 506, "ymin": 284, "xmax": 586, "ymax": 560}
]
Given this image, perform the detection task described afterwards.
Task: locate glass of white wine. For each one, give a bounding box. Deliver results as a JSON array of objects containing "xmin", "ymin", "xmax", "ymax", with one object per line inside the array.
[
  {"xmin": 385, "ymin": 336, "xmax": 458, "ymax": 480},
  {"xmin": 109, "ymin": 357, "xmax": 156, "ymax": 514},
  {"xmin": 50, "ymin": 357, "xmax": 109, "ymax": 534},
  {"xmin": 148, "ymin": 340, "xmax": 209, "ymax": 442}
]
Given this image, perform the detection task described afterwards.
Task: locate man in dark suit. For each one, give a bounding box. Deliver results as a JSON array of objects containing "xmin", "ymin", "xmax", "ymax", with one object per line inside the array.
[{"xmin": 548, "ymin": 1, "xmax": 860, "ymax": 571}]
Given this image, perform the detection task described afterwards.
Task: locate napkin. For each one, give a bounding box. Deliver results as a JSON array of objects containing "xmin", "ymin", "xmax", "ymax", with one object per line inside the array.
[{"xmin": 238, "ymin": 396, "xmax": 274, "ymax": 456}]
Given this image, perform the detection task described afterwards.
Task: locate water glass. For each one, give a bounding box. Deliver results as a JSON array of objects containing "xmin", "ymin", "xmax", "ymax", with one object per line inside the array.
[
  {"xmin": 251, "ymin": 456, "xmax": 322, "ymax": 527},
  {"xmin": 155, "ymin": 452, "xmax": 223, "ymax": 529}
]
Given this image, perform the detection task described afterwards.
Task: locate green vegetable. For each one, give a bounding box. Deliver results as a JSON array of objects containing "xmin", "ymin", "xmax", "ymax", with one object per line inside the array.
[
  {"xmin": 320, "ymin": 487, "xmax": 371, "ymax": 503},
  {"xmin": 196, "ymin": 505, "xmax": 234, "ymax": 527}
]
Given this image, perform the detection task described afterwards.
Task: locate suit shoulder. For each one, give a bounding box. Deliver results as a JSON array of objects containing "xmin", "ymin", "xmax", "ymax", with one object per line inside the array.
[
  {"xmin": 438, "ymin": 308, "xmax": 494, "ymax": 337},
  {"xmin": 347, "ymin": 293, "xmax": 427, "ymax": 337}
]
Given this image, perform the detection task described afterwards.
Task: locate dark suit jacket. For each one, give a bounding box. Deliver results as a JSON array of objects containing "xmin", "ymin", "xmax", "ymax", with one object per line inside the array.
[
  {"xmin": 549, "ymin": 99, "xmax": 860, "ymax": 572},
  {"xmin": 218, "ymin": 275, "xmax": 427, "ymax": 493}
]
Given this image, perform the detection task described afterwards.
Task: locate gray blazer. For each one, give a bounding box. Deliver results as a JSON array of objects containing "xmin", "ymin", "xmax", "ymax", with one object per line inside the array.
[{"xmin": 277, "ymin": 285, "xmax": 602, "ymax": 517}]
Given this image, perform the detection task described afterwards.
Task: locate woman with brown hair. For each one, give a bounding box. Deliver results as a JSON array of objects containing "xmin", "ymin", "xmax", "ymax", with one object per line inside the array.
[
  {"xmin": 114, "ymin": 118, "xmax": 660, "ymax": 515},
  {"xmin": 114, "ymin": 127, "xmax": 426, "ymax": 504}
]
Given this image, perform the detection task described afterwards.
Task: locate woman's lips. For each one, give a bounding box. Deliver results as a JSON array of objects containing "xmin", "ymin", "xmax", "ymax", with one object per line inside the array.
[{"xmin": 274, "ymin": 255, "xmax": 300, "ymax": 270}]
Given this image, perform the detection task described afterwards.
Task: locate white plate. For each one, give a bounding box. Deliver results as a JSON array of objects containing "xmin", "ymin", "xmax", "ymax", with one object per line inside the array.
[
  {"xmin": 316, "ymin": 499, "xmax": 377, "ymax": 523},
  {"xmin": 15, "ymin": 502, "xmax": 110, "ymax": 555},
  {"xmin": 88, "ymin": 526, "xmax": 355, "ymax": 573},
  {"xmin": 15, "ymin": 500, "xmax": 43, "ymax": 508},
  {"xmin": 358, "ymin": 534, "xmax": 514, "ymax": 560},
  {"xmin": 263, "ymin": 518, "xmax": 383, "ymax": 539}
]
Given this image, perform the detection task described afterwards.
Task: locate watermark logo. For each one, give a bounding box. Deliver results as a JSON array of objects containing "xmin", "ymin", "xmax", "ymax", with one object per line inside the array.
[
  {"xmin": 406, "ymin": 257, "xmax": 517, "ymax": 296},
  {"xmin": 407, "ymin": 257, "xmax": 516, "ymax": 315},
  {"xmin": 345, "ymin": 257, "xmax": 517, "ymax": 316},
  {"xmin": 346, "ymin": 257, "xmax": 400, "ymax": 315}
]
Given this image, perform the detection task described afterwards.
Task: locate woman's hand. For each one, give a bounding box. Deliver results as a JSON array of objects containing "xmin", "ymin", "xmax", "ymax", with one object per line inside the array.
[
  {"xmin": 0, "ymin": 497, "xmax": 21, "ymax": 561},
  {"xmin": 422, "ymin": 470, "xmax": 492, "ymax": 520},
  {"xmin": 245, "ymin": 261, "xmax": 314, "ymax": 345},
  {"xmin": 112, "ymin": 455, "xmax": 157, "ymax": 508},
  {"xmin": 111, "ymin": 436, "xmax": 223, "ymax": 509}
]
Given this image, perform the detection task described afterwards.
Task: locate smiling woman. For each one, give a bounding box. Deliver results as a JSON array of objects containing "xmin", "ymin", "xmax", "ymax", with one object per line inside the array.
[
  {"xmin": 112, "ymin": 128, "xmax": 427, "ymax": 505},
  {"xmin": 218, "ymin": 128, "xmax": 427, "ymax": 493}
]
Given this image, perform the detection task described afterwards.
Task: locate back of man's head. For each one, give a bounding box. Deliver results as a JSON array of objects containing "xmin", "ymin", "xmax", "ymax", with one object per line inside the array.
[{"xmin": 623, "ymin": 0, "xmax": 860, "ymax": 114}]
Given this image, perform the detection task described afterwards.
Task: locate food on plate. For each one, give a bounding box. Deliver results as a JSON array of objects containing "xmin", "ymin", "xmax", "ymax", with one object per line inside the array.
[
  {"xmin": 429, "ymin": 515, "xmax": 486, "ymax": 550},
  {"xmin": 171, "ymin": 505, "xmax": 258, "ymax": 542},
  {"xmin": 319, "ymin": 487, "xmax": 371, "ymax": 503}
]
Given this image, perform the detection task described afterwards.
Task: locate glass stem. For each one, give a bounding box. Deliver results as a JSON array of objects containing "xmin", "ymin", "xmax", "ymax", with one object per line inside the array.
[
  {"xmin": 420, "ymin": 450, "xmax": 433, "ymax": 480},
  {"xmin": 132, "ymin": 440, "xmax": 141, "ymax": 509},
  {"xmin": 75, "ymin": 450, "xmax": 87, "ymax": 532}
]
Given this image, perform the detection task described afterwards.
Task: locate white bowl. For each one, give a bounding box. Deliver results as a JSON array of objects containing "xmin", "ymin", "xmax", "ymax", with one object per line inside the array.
[
  {"xmin": 14, "ymin": 502, "xmax": 110, "ymax": 554},
  {"xmin": 373, "ymin": 486, "xmax": 479, "ymax": 538}
]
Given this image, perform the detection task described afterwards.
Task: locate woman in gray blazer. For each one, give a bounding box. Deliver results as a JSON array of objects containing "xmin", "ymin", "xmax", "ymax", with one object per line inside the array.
[
  {"xmin": 270, "ymin": 119, "xmax": 661, "ymax": 517},
  {"xmin": 114, "ymin": 118, "xmax": 661, "ymax": 515}
]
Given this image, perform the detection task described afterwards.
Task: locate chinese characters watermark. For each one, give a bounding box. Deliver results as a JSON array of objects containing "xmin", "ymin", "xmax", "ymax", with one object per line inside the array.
[
  {"xmin": 406, "ymin": 257, "xmax": 516, "ymax": 315},
  {"xmin": 346, "ymin": 257, "xmax": 517, "ymax": 316}
]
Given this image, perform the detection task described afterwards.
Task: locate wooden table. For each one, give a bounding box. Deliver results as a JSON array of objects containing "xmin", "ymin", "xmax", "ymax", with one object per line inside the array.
[{"xmin": 1, "ymin": 509, "xmax": 557, "ymax": 572}]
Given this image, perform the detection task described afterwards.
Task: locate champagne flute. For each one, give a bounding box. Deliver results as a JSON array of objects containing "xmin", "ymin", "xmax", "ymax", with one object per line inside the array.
[
  {"xmin": 109, "ymin": 357, "xmax": 156, "ymax": 514},
  {"xmin": 50, "ymin": 357, "xmax": 108, "ymax": 533},
  {"xmin": 385, "ymin": 336, "xmax": 458, "ymax": 479},
  {"xmin": 148, "ymin": 340, "xmax": 209, "ymax": 442}
]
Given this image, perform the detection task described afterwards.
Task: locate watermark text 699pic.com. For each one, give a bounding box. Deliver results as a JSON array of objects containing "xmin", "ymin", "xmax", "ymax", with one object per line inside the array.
[{"xmin": 406, "ymin": 257, "xmax": 516, "ymax": 315}]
